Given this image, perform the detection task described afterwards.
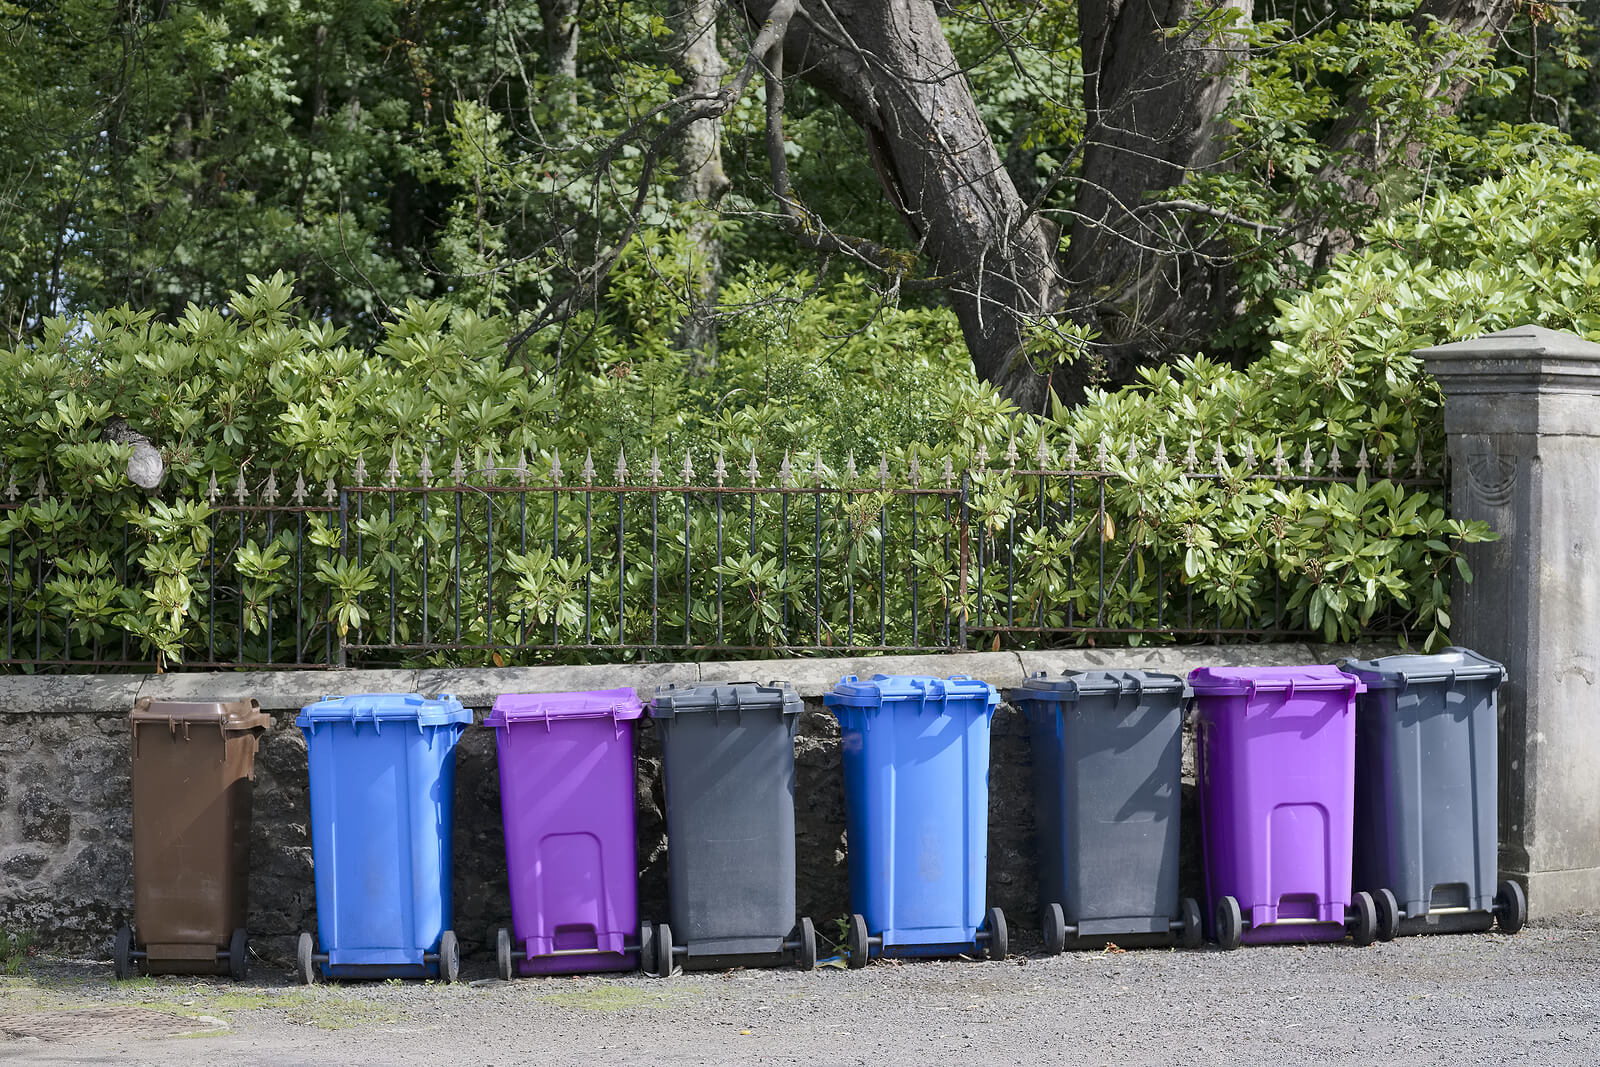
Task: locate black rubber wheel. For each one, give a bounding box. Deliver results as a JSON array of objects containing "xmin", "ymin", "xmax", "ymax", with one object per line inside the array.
[
  {"xmin": 985, "ymin": 907, "xmax": 1008, "ymax": 962},
  {"xmin": 846, "ymin": 913, "xmax": 870, "ymax": 970},
  {"xmin": 1041, "ymin": 903, "xmax": 1067, "ymax": 955},
  {"xmin": 795, "ymin": 917, "xmax": 817, "ymax": 971},
  {"xmin": 1495, "ymin": 879, "xmax": 1528, "ymax": 935},
  {"xmin": 653, "ymin": 922, "xmax": 674, "ymax": 979},
  {"xmin": 638, "ymin": 920, "xmax": 657, "ymax": 976},
  {"xmin": 296, "ymin": 931, "xmax": 317, "ymax": 986},
  {"xmin": 113, "ymin": 925, "xmax": 135, "ymax": 981},
  {"xmin": 496, "ymin": 928, "xmax": 514, "ymax": 981},
  {"xmin": 1180, "ymin": 897, "xmax": 1203, "ymax": 950},
  {"xmin": 438, "ymin": 930, "xmax": 460, "ymax": 984},
  {"xmin": 1215, "ymin": 896, "xmax": 1243, "ymax": 951},
  {"xmin": 227, "ymin": 928, "xmax": 248, "ymax": 981},
  {"xmin": 1349, "ymin": 891, "xmax": 1377, "ymax": 947},
  {"xmin": 1374, "ymin": 888, "xmax": 1401, "ymax": 942}
]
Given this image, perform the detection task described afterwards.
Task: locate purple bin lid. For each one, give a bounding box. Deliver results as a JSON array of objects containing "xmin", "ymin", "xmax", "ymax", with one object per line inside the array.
[
  {"xmin": 1187, "ymin": 664, "xmax": 1364, "ymax": 697},
  {"xmin": 485, "ymin": 687, "xmax": 644, "ymax": 727}
]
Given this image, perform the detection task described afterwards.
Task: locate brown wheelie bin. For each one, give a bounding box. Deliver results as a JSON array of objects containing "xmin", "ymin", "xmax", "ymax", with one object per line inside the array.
[{"xmin": 113, "ymin": 698, "xmax": 270, "ymax": 979}]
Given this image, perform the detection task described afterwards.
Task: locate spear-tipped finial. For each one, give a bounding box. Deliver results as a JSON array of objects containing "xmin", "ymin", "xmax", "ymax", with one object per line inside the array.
[
  {"xmin": 353, "ymin": 455, "xmax": 368, "ymax": 487},
  {"xmin": 1005, "ymin": 436, "xmax": 1018, "ymax": 470},
  {"xmin": 385, "ymin": 444, "xmax": 400, "ymax": 487},
  {"xmin": 713, "ymin": 451, "xmax": 727, "ymax": 486},
  {"xmin": 778, "ymin": 452, "xmax": 792, "ymax": 488},
  {"xmin": 451, "ymin": 449, "xmax": 467, "ymax": 484},
  {"xmin": 262, "ymin": 470, "xmax": 279, "ymax": 505},
  {"xmin": 1154, "ymin": 437, "xmax": 1169, "ymax": 468},
  {"xmin": 516, "ymin": 449, "xmax": 530, "ymax": 485},
  {"xmin": 418, "ymin": 452, "xmax": 433, "ymax": 484},
  {"xmin": 1383, "ymin": 450, "xmax": 1397, "ymax": 479},
  {"xmin": 1124, "ymin": 436, "xmax": 1139, "ymax": 467},
  {"xmin": 235, "ymin": 467, "xmax": 249, "ymax": 506},
  {"xmin": 4, "ymin": 472, "xmax": 18, "ymax": 503},
  {"xmin": 1212, "ymin": 439, "xmax": 1228, "ymax": 473},
  {"xmin": 814, "ymin": 453, "xmax": 828, "ymax": 486},
  {"xmin": 1035, "ymin": 436, "xmax": 1050, "ymax": 469},
  {"xmin": 682, "ymin": 451, "xmax": 697, "ymax": 485},
  {"xmin": 649, "ymin": 450, "xmax": 662, "ymax": 486},
  {"xmin": 1065, "ymin": 440, "xmax": 1080, "ymax": 471},
  {"xmin": 1300, "ymin": 441, "xmax": 1316, "ymax": 476},
  {"xmin": 1240, "ymin": 440, "xmax": 1257, "ymax": 471},
  {"xmin": 324, "ymin": 476, "xmax": 338, "ymax": 504},
  {"xmin": 909, "ymin": 454, "xmax": 922, "ymax": 488},
  {"xmin": 1272, "ymin": 440, "xmax": 1288, "ymax": 477},
  {"xmin": 846, "ymin": 451, "xmax": 858, "ymax": 481},
  {"xmin": 614, "ymin": 447, "xmax": 629, "ymax": 484},
  {"xmin": 1328, "ymin": 441, "xmax": 1343, "ymax": 475},
  {"xmin": 206, "ymin": 472, "xmax": 220, "ymax": 505},
  {"xmin": 292, "ymin": 472, "xmax": 308, "ymax": 505},
  {"xmin": 1183, "ymin": 437, "xmax": 1198, "ymax": 472},
  {"xmin": 1411, "ymin": 442, "xmax": 1426, "ymax": 477},
  {"xmin": 1094, "ymin": 438, "xmax": 1109, "ymax": 471},
  {"xmin": 582, "ymin": 449, "xmax": 596, "ymax": 486},
  {"xmin": 1356, "ymin": 442, "xmax": 1370, "ymax": 474},
  {"xmin": 748, "ymin": 452, "xmax": 761, "ymax": 488},
  {"xmin": 33, "ymin": 473, "xmax": 47, "ymax": 500},
  {"xmin": 879, "ymin": 455, "xmax": 890, "ymax": 487},
  {"xmin": 942, "ymin": 456, "xmax": 955, "ymax": 487}
]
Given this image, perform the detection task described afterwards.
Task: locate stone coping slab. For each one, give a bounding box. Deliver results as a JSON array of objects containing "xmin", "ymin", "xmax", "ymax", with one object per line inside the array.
[{"xmin": 0, "ymin": 640, "xmax": 1401, "ymax": 716}]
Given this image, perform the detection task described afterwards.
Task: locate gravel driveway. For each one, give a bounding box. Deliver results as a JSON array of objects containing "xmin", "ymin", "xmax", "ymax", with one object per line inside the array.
[{"xmin": 4, "ymin": 917, "xmax": 1598, "ymax": 1066}]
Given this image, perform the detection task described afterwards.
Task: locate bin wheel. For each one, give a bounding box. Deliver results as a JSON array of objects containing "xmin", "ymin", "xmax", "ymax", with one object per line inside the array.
[
  {"xmin": 1495, "ymin": 880, "xmax": 1527, "ymax": 935},
  {"xmin": 1373, "ymin": 889, "xmax": 1401, "ymax": 942},
  {"xmin": 652, "ymin": 923, "xmax": 674, "ymax": 979},
  {"xmin": 794, "ymin": 917, "xmax": 817, "ymax": 971},
  {"xmin": 113, "ymin": 925, "xmax": 135, "ymax": 981},
  {"xmin": 638, "ymin": 921, "xmax": 657, "ymax": 975},
  {"xmin": 227, "ymin": 928, "xmax": 249, "ymax": 981},
  {"xmin": 438, "ymin": 930, "xmax": 460, "ymax": 984},
  {"xmin": 1215, "ymin": 896, "xmax": 1243, "ymax": 951},
  {"xmin": 1041, "ymin": 903, "xmax": 1067, "ymax": 955},
  {"xmin": 296, "ymin": 931, "xmax": 317, "ymax": 986},
  {"xmin": 1180, "ymin": 897, "xmax": 1203, "ymax": 950},
  {"xmin": 496, "ymin": 928, "xmax": 514, "ymax": 982},
  {"xmin": 1349, "ymin": 891, "xmax": 1377, "ymax": 947},
  {"xmin": 985, "ymin": 907, "xmax": 1008, "ymax": 962},
  {"xmin": 846, "ymin": 913, "xmax": 870, "ymax": 969}
]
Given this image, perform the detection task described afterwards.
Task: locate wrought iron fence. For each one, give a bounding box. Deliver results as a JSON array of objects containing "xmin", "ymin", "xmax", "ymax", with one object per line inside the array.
[{"xmin": 0, "ymin": 436, "xmax": 1444, "ymax": 671}]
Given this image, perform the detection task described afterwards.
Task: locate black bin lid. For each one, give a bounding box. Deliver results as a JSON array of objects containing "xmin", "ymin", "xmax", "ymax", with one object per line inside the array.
[
  {"xmin": 1006, "ymin": 669, "xmax": 1187, "ymax": 706},
  {"xmin": 649, "ymin": 681, "xmax": 802, "ymax": 719},
  {"xmin": 1340, "ymin": 647, "xmax": 1505, "ymax": 691}
]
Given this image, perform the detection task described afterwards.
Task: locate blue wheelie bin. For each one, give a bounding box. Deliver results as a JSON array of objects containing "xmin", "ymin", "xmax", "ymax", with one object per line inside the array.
[
  {"xmin": 824, "ymin": 674, "xmax": 1006, "ymax": 966},
  {"xmin": 294, "ymin": 693, "xmax": 471, "ymax": 983}
]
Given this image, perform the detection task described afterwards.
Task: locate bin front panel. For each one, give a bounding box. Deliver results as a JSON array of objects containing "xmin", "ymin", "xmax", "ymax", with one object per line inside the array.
[
  {"xmin": 493, "ymin": 714, "xmax": 639, "ymax": 975},
  {"xmin": 1025, "ymin": 692, "xmax": 1183, "ymax": 931},
  {"xmin": 1353, "ymin": 676, "xmax": 1499, "ymax": 917},
  {"xmin": 130, "ymin": 720, "xmax": 259, "ymax": 957},
  {"xmin": 1192, "ymin": 672, "xmax": 1358, "ymax": 943},
  {"xmin": 658, "ymin": 709, "xmax": 797, "ymax": 952},
  {"xmin": 302, "ymin": 717, "xmax": 462, "ymax": 976},
  {"xmin": 837, "ymin": 696, "xmax": 994, "ymax": 949}
]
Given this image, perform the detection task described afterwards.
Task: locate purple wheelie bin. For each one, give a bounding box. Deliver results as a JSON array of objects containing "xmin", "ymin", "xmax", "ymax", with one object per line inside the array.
[
  {"xmin": 486, "ymin": 688, "xmax": 646, "ymax": 978},
  {"xmin": 1190, "ymin": 665, "xmax": 1379, "ymax": 949}
]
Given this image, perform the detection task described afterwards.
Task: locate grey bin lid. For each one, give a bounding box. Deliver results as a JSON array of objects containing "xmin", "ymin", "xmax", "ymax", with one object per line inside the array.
[
  {"xmin": 1006, "ymin": 669, "xmax": 1188, "ymax": 706},
  {"xmin": 1340, "ymin": 647, "xmax": 1505, "ymax": 691},
  {"xmin": 648, "ymin": 681, "xmax": 802, "ymax": 719}
]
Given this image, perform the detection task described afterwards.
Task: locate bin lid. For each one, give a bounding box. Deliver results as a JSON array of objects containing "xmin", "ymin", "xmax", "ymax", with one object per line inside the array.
[
  {"xmin": 649, "ymin": 681, "xmax": 801, "ymax": 719},
  {"xmin": 486, "ymin": 687, "xmax": 643, "ymax": 726},
  {"xmin": 1188, "ymin": 664, "xmax": 1364, "ymax": 697},
  {"xmin": 295, "ymin": 692, "xmax": 470, "ymax": 728},
  {"xmin": 1005, "ymin": 670, "xmax": 1187, "ymax": 706},
  {"xmin": 131, "ymin": 698, "xmax": 270, "ymax": 731},
  {"xmin": 824, "ymin": 674, "xmax": 1000, "ymax": 709},
  {"xmin": 1339, "ymin": 647, "xmax": 1504, "ymax": 690}
]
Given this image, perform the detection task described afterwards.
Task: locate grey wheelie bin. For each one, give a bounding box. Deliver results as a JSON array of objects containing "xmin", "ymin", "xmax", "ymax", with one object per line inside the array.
[
  {"xmin": 1343, "ymin": 648, "xmax": 1526, "ymax": 938},
  {"xmin": 644, "ymin": 682, "xmax": 817, "ymax": 974},
  {"xmin": 1007, "ymin": 671, "xmax": 1203, "ymax": 952}
]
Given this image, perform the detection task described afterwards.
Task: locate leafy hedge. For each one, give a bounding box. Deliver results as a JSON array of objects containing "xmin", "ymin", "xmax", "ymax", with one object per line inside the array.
[{"xmin": 11, "ymin": 156, "xmax": 1600, "ymax": 667}]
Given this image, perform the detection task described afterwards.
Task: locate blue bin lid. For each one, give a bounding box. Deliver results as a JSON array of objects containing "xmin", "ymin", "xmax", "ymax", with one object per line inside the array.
[
  {"xmin": 824, "ymin": 674, "xmax": 999, "ymax": 709},
  {"xmin": 296, "ymin": 692, "xmax": 471, "ymax": 728},
  {"xmin": 1340, "ymin": 647, "xmax": 1504, "ymax": 691},
  {"xmin": 1188, "ymin": 664, "xmax": 1363, "ymax": 697},
  {"xmin": 649, "ymin": 681, "xmax": 801, "ymax": 719},
  {"xmin": 1006, "ymin": 669, "xmax": 1186, "ymax": 706},
  {"xmin": 486, "ymin": 687, "xmax": 643, "ymax": 727}
]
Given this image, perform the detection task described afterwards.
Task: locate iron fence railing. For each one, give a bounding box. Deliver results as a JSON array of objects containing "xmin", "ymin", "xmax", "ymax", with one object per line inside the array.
[{"xmin": 0, "ymin": 437, "xmax": 1444, "ymax": 670}]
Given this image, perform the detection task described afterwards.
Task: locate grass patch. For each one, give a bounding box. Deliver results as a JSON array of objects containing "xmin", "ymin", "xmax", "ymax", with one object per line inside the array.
[
  {"xmin": 539, "ymin": 982, "xmax": 697, "ymax": 1013},
  {"xmin": 2, "ymin": 928, "xmax": 38, "ymax": 976}
]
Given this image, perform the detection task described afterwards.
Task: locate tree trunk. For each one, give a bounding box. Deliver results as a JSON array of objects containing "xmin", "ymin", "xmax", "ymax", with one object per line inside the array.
[
  {"xmin": 671, "ymin": 0, "xmax": 731, "ymax": 367},
  {"xmin": 539, "ymin": 0, "xmax": 581, "ymax": 121},
  {"xmin": 750, "ymin": 0, "xmax": 1064, "ymax": 415}
]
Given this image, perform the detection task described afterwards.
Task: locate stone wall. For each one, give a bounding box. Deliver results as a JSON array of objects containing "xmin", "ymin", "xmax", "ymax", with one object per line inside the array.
[{"xmin": 0, "ymin": 644, "xmax": 1387, "ymax": 962}]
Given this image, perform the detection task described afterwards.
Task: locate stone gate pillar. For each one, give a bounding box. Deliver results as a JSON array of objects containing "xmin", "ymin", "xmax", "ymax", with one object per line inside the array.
[{"xmin": 1420, "ymin": 324, "xmax": 1600, "ymax": 917}]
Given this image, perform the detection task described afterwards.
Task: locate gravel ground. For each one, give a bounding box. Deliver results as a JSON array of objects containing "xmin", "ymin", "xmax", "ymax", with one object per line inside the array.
[{"xmin": 4, "ymin": 917, "xmax": 1599, "ymax": 1066}]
